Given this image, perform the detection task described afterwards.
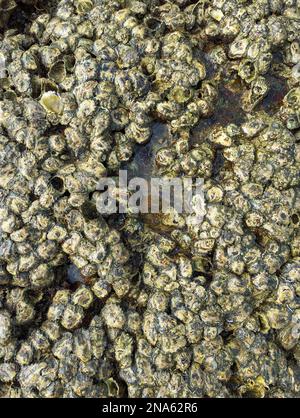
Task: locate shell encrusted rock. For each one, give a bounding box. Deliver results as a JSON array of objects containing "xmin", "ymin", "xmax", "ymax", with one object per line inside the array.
[{"xmin": 0, "ymin": 0, "xmax": 300, "ymax": 398}]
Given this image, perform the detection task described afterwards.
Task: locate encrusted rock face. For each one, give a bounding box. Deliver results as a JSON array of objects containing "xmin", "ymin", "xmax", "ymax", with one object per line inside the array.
[{"xmin": 0, "ymin": 0, "xmax": 300, "ymax": 398}]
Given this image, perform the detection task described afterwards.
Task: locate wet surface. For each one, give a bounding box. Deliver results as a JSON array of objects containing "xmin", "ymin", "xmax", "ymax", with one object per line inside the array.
[
  {"xmin": 122, "ymin": 83, "xmax": 246, "ymax": 185},
  {"xmin": 212, "ymin": 148, "xmax": 225, "ymax": 177},
  {"xmin": 258, "ymin": 74, "xmax": 288, "ymax": 114},
  {"xmin": 191, "ymin": 83, "xmax": 246, "ymax": 145},
  {"xmin": 122, "ymin": 122, "xmax": 170, "ymax": 181}
]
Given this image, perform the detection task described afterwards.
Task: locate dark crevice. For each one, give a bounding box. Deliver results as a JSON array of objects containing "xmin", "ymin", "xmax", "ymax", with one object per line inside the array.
[
  {"xmin": 81, "ymin": 201, "xmax": 99, "ymax": 220},
  {"xmin": 50, "ymin": 176, "xmax": 64, "ymax": 192},
  {"xmin": 5, "ymin": 1, "xmax": 39, "ymax": 33}
]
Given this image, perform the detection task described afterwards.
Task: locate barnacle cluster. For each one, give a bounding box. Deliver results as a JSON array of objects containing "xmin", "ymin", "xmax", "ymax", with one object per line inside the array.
[{"xmin": 0, "ymin": 0, "xmax": 300, "ymax": 398}]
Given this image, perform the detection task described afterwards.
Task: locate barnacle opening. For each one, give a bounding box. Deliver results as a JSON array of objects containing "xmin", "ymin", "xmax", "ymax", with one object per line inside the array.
[
  {"xmin": 48, "ymin": 61, "xmax": 66, "ymax": 84},
  {"xmin": 81, "ymin": 201, "xmax": 99, "ymax": 220},
  {"xmin": 50, "ymin": 176, "xmax": 64, "ymax": 192}
]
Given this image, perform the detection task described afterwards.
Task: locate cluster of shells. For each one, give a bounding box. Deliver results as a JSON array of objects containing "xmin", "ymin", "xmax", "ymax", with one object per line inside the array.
[{"xmin": 0, "ymin": 0, "xmax": 300, "ymax": 398}]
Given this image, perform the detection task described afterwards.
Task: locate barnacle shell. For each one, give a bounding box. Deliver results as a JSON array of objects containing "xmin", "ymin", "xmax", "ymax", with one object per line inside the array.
[
  {"xmin": 40, "ymin": 91, "xmax": 64, "ymax": 114},
  {"xmin": 76, "ymin": 0, "xmax": 94, "ymax": 14}
]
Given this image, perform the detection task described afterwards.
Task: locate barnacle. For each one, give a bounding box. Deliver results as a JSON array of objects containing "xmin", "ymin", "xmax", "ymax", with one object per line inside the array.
[
  {"xmin": 40, "ymin": 91, "xmax": 64, "ymax": 115},
  {"xmin": 0, "ymin": 0, "xmax": 299, "ymax": 400}
]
